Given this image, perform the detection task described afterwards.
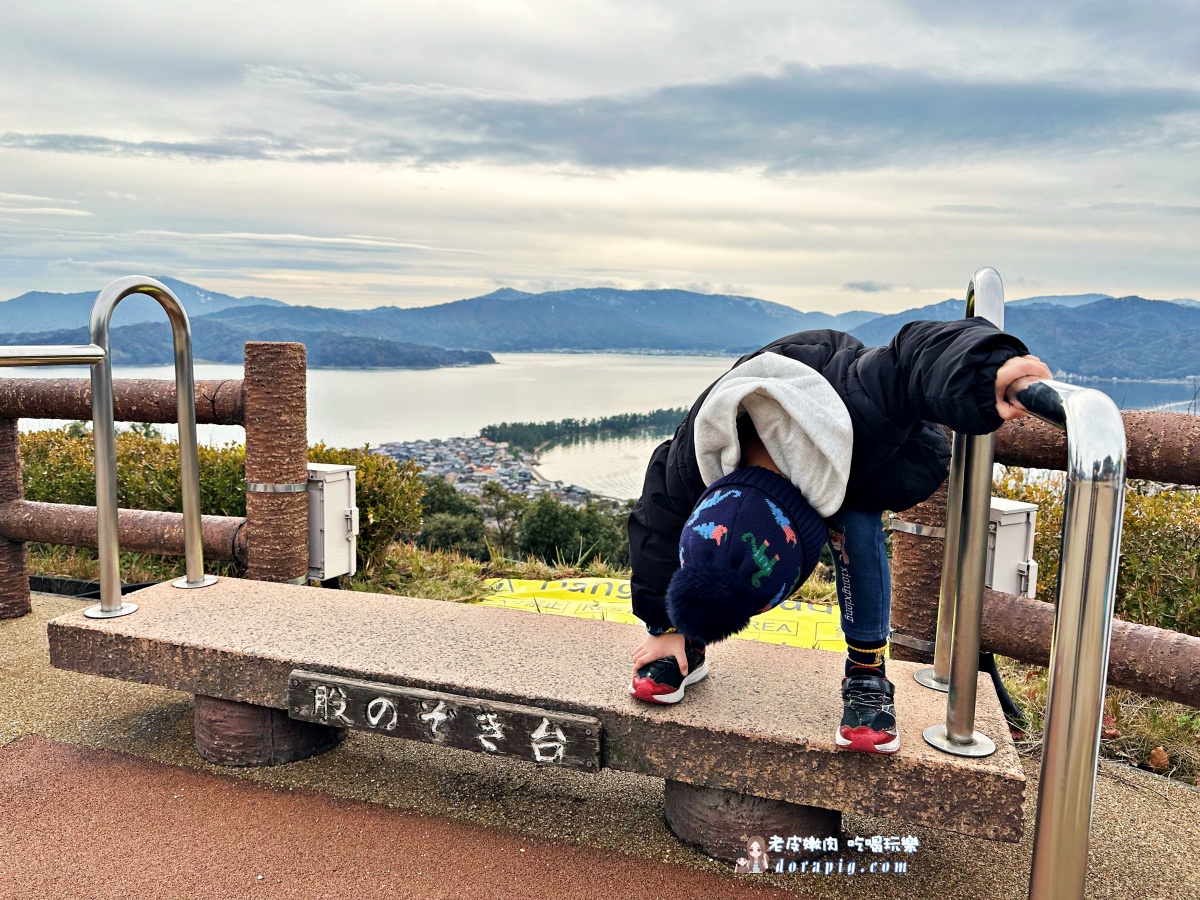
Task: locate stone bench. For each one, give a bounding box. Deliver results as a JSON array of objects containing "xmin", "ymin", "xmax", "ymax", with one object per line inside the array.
[{"xmin": 48, "ymin": 578, "xmax": 1025, "ymax": 859}]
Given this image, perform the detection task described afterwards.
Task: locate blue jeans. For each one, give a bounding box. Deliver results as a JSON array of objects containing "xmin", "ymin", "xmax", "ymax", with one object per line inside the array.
[{"xmin": 826, "ymin": 508, "xmax": 891, "ymax": 646}]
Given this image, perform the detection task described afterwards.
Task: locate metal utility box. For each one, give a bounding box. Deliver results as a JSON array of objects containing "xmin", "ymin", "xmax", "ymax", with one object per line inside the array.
[
  {"xmin": 986, "ymin": 497, "xmax": 1038, "ymax": 599},
  {"xmin": 307, "ymin": 463, "xmax": 359, "ymax": 580}
]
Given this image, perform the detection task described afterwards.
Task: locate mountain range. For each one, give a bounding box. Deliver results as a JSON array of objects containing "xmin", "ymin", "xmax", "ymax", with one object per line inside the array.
[
  {"xmin": 0, "ymin": 277, "xmax": 286, "ymax": 332},
  {"xmin": 1, "ymin": 280, "xmax": 1197, "ymax": 379}
]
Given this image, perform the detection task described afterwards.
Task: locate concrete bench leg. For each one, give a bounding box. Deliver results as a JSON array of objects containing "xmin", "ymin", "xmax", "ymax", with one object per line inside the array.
[
  {"xmin": 664, "ymin": 780, "xmax": 841, "ymax": 862},
  {"xmin": 194, "ymin": 695, "xmax": 344, "ymax": 766}
]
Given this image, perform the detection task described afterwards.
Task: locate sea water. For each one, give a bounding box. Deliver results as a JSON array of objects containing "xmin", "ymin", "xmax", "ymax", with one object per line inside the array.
[{"xmin": 4, "ymin": 356, "xmax": 1195, "ymax": 501}]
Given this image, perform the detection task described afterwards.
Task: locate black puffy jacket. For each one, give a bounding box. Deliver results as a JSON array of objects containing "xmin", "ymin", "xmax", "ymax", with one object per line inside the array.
[{"xmin": 627, "ymin": 318, "xmax": 1029, "ymax": 632}]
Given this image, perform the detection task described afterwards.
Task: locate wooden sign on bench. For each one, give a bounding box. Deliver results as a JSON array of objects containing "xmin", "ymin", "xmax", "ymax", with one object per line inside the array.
[{"xmin": 288, "ymin": 670, "xmax": 602, "ymax": 772}]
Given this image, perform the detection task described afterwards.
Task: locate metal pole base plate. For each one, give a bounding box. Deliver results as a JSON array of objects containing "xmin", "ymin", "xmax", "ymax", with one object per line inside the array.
[
  {"xmin": 914, "ymin": 667, "xmax": 950, "ymax": 692},
  {"xmin": 923, "ymin": 724, "xmax": 997, "ymax": 758},
  {"xmin": 83, "ymin": 601, "xmax": 139, "ymax": 619},
  {"xmin": 173, "ymin": 574, "xmax": 219, "ymax": 589}
]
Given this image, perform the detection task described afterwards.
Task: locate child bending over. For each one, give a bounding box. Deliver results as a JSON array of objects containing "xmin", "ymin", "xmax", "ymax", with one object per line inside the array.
[{"xmin": 627, "ymin": 319, "xmax": 1050, "ymax": 754}]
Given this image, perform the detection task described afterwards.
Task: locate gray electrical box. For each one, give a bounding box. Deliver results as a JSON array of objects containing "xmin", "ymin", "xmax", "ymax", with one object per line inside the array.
[
  {"xmin": 986, "ymin": 497, "xmax": 1038, "ymax": 599},
  {"xmin": 307, "ymin": 463, "xmax": 359, "ymax": 581}
]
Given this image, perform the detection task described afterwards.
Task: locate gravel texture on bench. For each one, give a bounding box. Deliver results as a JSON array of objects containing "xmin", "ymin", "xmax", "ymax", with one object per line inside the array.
[{"xmin": 5, "ymin": 593, "xmax": 1199, "ymax": 899}]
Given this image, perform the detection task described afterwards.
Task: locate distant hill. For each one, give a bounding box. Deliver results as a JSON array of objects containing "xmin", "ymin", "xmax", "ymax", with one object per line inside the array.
[
  {"xmin": 206, "ymin": 287, "xmax": 877, "ymax": 353},
  {"xmin": 847, "ymin": 298, "xmax": 965, "ymax": 346},
  {"xmin": 1009, "ymin": 293, "xmax": 1114, "ymax": 308},
  {"xmin": 1008, "ymin": 298, "xmax": 1200, "ymax": 379},
  {"xmin": 847, "ymin": 294, "xmax": 1128, "ymax": 346},
  {"xmin": 851, "ymin": 295, "xmax": 1200, "ymax": 379},
  {"xmin": 0, "ymin": 319, "xmax": 495, "ymax": 370},
  {"xmin": 0, "ymin": 277, "xmax": 287, "ymax": 334},
  {"xmin": 7, "ymin": 279, "xmax": 1200, "ymax": 377}
]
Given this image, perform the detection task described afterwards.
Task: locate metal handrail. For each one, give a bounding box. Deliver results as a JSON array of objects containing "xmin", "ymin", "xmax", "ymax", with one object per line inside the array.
[
  {"xmin": 0, "ymin": 345, "xmax": 107, "ymax": 366},
  {"xmin": 906, "ymin": 268, "xmax": 1127, "ymax": 897},
  {"xmin": 0, "ymin": 342, "xmax": 133, "ymax": 617},
  {"xmin": 919, "ymin": 267, "xmax": 1003, "ymax": 757},
  {"xmin": 89, "ymin": 277, "xmax": 218, "ymax": 615},
  {"xmin": 1016, "ymin": 381, "xmax": 1126, "ymax": 900},
  {"xmin": 0, "ymin": 276, "xmax": 216, "ymax": 619}
]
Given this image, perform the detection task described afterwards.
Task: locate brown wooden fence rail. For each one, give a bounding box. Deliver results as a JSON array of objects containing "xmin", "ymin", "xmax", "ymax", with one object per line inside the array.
[{"xmin": 0, "ymin": 341, "xmax": 307, "ymax": 619}]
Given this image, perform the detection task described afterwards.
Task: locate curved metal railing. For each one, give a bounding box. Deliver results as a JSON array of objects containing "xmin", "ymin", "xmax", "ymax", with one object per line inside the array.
[
  {"xmin": 1016, "ymin": 380, "xmax": 1127, "ymax": 900},
  {"xmin": 89, "ymin": 276, "xmax": 218, "ymax": 611},
  {"xmin": 0, "ymin": 276, "xmax": 216, "ymax": 618},
  {"xmin": 912, "ymin": 267, "xmax": 1128, "ymax": 899}
]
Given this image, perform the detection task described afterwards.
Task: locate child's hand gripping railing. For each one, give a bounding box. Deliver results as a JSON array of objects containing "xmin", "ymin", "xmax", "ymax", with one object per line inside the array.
[{"xmin": 0, "ymin": 276, "xmax": 217, "ymax": 618}]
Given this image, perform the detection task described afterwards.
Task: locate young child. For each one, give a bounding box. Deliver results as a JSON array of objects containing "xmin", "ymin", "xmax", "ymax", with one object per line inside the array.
[{"xmin": 627, "ymin": 318, "xmax": 1050, "ymax": 754}]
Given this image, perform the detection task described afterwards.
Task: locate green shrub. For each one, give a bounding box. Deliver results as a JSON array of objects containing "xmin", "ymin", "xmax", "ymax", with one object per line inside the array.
[
  {"xmin": 419, "ymin": 511, "xmax": 488, "ymax": 558},
  {"xmin": 516, "ymin": 494, "xmax": 628, "ymax": 565},
  {"xmin": 21, "ymin": 426, "xmax": 246, "ymax": 515},
  {"xmin": 994, "ymin": 467, "xmax": 1200, "ymax": 636},
  {"xmin": 419, "ymin": 475, "xmax": 480, "ymax": 518},
  {"xmin": 415, "ymin": 476, "xmax": 487, "ymax": 558},
  {"xmin": 481, "ymin": 481, "xmax": 528, "ymax": 558},
  {"xmin": 18, "ymin": 427, "xmax": 424, "ymax": 576}
]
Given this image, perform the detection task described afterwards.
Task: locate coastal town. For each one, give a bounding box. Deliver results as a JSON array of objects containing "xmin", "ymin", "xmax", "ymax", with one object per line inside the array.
[{"xmin": 378, "ymin": 435, "xmax": 596, "ymax": 505}]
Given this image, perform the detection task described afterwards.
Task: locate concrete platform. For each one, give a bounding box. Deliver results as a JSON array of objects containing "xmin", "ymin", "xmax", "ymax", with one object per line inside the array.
[{"xmin": 48, "ymin": 578, "xmax": 1025, "ymax": 841}]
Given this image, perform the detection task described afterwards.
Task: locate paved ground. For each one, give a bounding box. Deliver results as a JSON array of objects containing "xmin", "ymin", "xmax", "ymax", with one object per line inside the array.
[
  {"xmin": 0, "ymin": 735, "xmax": 800, "ymax": 900},
  {"xmin": 4, "ymin": 594, "xmax": 1200, "ymax": 899}
]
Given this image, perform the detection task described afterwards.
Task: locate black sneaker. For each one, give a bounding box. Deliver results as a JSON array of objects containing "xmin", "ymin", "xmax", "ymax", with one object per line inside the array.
[
  {"xmin": 629, "ymin": 642, "xmax": 709, "ymax": 704},
  {"xmin": 836, "ymin": 667, "xmax": 900, "ymax": 754}
]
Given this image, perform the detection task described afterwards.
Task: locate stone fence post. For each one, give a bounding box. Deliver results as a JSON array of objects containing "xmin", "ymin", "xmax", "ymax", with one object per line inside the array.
[
  {"xmin": 193, "ymin": 341, "xmax": 343, "ymax": 766},
  {"xmin": 0, "ymin": 418, "xmax": 30, "ymax": 619}
]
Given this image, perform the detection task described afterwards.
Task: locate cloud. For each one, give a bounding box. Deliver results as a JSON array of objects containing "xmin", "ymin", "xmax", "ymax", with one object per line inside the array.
[
  {"xmin": 903, "ymin": 1, "xmax": 1200, "ymax": 76},
  {"xmin": 0, "ymin": 191, "xmax": 66, "ymax": 203},
  {"xmin": 5, "ymin": 64, "xmax": 1198, "ymax": 174},
  {"xmin": 0, "ymin": 132, "xmax": 305, "ymax": 162},
  {"xmin": 0, "ymin": 205, "xmax": 92, "ymax": 216},
  {"xmin": 1085, "ymin": 202, "xmax": 1200, "ymax": 217},
  {"xmin": 930, "ymin": 204, "xmax": 1017, "ymax": 215},
  {"xmin": 132, "ymin": 229, "xmax": 483, "ymax": 254},
  {"xmin": 843, "ymin": 280, "xmax": 893, "ymax": 293}
]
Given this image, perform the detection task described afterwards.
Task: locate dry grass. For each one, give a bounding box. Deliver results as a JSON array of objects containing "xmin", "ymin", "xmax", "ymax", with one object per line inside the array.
[
  {"xmin": 343, "ymin": 540, "xmax": 634, "ymax": 602},
  {"xmin": 998, "ymin": 657, "xmax": 1200, "ymax": 787},
  {"xmin": 26, "ymin": 543, "xmax": 241, "ymax": 585}
]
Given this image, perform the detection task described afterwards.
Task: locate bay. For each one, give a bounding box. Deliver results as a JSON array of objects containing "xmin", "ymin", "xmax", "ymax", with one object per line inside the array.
[
  {"xmin": 536, "ymin": 376, "xmax": 1200, "ymax": 499},
  {"xmin": 3, "ymin": 355, "xmax": 1196, "ymax": 502},
  {"xmin": 0, "ymin": 351, "xmax": 733, "ymax": 447}
]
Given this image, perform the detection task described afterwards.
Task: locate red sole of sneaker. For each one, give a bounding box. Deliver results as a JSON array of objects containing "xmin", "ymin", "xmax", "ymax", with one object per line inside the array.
[
  {"xmin": 836, "ymin": 726, "xmax": 900, "ymax": 754},
  {"xmin": 629, "ymin": 662, "xmax": 709, "ymax": 705}
]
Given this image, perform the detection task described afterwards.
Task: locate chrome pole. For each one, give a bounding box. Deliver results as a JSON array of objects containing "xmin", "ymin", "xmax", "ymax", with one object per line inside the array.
[
  {"xmin": 87, "ymin": 277, "xmax": 216, "ymax": 620},
  {"xmin": 913, "ymin": 422, "xmax": 965, "ymax": 693},
  {"xmin": 0, "ymin": 343, "xmax": 132, "ymax": 616},
  {"xmin": 916, "ymin": 267, "xmax": 1005, "ymax": 694},
  {"xmin": 1019, "ymin": 381, "xmax": 1126, "ymax": 900},
  {"xmin": 922, "ymin": 267, "xmax": 1003, "ymax": 757},
  {"xmin": 0, "ymin": 345, "xmax": 106, "ymax": 366}
]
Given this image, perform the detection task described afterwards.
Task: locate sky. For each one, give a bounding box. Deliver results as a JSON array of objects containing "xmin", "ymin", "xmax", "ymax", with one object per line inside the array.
[{"xmin": 2, "ymin": 1, "xmax": 1199, "ymax": 314}]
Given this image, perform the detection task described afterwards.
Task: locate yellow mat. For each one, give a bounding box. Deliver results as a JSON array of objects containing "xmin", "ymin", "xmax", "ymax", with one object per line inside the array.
[{"xmin": 479, "ymin": 577, "xmax": 846, "ymax": 652}]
